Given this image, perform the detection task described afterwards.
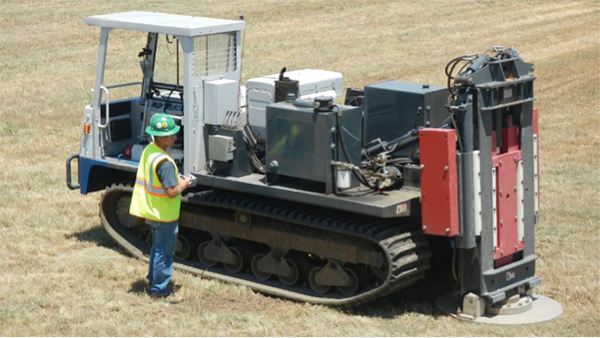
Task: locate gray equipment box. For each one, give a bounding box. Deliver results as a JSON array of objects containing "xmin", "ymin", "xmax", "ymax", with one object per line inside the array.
[
  {"xmin": 266, "ymin": 101, "xmax": 362, "ymax": 194},
  {"xmin": 363, "ymin": 81, "xmax": 448, "ymax": 154},
  {"xmin": 209, "ymin": 134, "xmax": 235, "ymax": 162},
  {"xmin": 208, "ymin": 128, "xmax": 252, "ymax": 178}
]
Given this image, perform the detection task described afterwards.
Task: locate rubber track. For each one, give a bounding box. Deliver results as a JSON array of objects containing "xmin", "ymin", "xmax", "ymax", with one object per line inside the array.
[{"xmin": 100, "ymin": 184, "xmax": 430, "ymax": 306}]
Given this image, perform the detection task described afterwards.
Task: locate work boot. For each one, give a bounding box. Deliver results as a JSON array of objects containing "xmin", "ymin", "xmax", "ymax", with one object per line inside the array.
[
  {"xmin": 165, "ymin": 293, "xmax": 184, "ymax": 304},
  {"xmin": 150, "ymin": 292, "xmax": 184, "ymax": 304}
]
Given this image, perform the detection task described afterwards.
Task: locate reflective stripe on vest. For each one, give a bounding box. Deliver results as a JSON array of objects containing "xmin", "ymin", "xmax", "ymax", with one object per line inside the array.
[
  {"xmin": 129, "ymin": 143, "xmax": 180, "ymax": 222},
  {"xmin": 134, "ymin": 153, "xmax": 172, "ymax": 196}
]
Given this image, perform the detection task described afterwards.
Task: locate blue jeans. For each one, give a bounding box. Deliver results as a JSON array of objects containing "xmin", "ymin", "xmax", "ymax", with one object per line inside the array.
[{"xmin": 147, "ymin": 220, "xmax": 178, "ymax": 296}]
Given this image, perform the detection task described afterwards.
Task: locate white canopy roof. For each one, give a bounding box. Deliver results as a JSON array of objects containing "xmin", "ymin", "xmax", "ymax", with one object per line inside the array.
[{"xmin": 84, "ymin": 11, "xmax": 245, "ymax": 37}]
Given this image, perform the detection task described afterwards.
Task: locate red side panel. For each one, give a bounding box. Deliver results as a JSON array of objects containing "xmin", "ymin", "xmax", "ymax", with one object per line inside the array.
[
  {"xmin": 419, "ymin": 128, "xmax": 459, "ymax": 237},
  {"xmin": 493, "ymin": 150, "xmax": 524, "ymax": 260},
  {"xmin": 501, "ymin": 126, "xmax": 520, "ymax": 153}
]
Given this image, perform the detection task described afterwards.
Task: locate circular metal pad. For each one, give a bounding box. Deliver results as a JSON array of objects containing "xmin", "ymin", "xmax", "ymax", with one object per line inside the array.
[{"xmin": 435, "ymin": 293, "xmax": 563, "ymax": 325}]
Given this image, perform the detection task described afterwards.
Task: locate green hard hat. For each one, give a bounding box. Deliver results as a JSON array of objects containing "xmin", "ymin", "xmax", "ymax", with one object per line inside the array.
[{"xmin": 145, "ymin": 113, "xmax": 180, "ymax": 136}]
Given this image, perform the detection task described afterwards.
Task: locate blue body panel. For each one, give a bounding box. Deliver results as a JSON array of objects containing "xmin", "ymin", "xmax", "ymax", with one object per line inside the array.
[
  {"xmin": 78, "ymin": 156, "xmax": 138, "ymax": 194},
  {"xmin": 79, "ymin": 157, "xmax": 107, "ymax": 194}
]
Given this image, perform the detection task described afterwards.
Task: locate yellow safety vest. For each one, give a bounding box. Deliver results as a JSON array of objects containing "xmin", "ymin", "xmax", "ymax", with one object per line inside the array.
[{"xmin": 129, "ymin": 143, "xmax": 181, "ymax": 222}]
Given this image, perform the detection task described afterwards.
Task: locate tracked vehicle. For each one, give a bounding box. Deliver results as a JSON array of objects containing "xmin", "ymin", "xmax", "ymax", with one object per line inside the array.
[{"xmin": 67, "ymin": 11, "xmax": 561, "ymax": 321}]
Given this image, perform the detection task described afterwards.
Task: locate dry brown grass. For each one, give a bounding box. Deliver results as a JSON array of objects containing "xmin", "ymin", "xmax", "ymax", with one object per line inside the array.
[{"xmin": 0, "ymin": 0, "xmax": 598, "ymax": 336}]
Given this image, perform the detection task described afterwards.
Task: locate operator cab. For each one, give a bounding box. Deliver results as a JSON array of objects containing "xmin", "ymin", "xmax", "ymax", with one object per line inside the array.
[{"xmin": 80, "ymin": 11, "xmax": 245, "ymax": 181}]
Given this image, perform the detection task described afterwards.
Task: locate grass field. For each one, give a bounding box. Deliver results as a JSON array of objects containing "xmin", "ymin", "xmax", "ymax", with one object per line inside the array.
[{"xmin": 1, "ymin": 0, "xmax": 599, "ymax": 336}]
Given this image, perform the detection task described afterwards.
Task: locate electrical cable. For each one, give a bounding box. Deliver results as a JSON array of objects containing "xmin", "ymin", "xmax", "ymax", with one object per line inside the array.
[
  {"xmin": 444, "ymin": 53, "xmax": 482, "ymax": 154},
  {"xmin": 451, "ymin": 245, "xmax": 459, "ymax": 282},
  {"xmin": 242, "ymin": 129, "xmax": 265, "ymax": 174},
  {"xmin": 334, "ymin": 104, "xmax": 377, "ymax": 191}
]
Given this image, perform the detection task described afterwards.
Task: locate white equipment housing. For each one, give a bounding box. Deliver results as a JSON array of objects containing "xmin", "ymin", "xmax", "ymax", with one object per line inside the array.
[{"xmin": 246, "ymin": 69, "xmax": 343, "ymax": 142}]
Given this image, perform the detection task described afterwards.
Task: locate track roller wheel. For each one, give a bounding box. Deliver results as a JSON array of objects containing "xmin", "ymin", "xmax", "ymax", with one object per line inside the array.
[
  {"xmin": 278, "ymin": 255, "xmax": 310, "ymax": 286},
  {"xmin": 197, "ymin": 241, "xmax": 217, "ymax": 267},
  {"xmin": 337, "ymin": 267, "xmax": 361, "ymax": 296},
  {"xmin": 251, "ymin": 253, "xmax": 271, "ymax": 280},
  {"xmin": 278, "ymin": 258, "xmax": 299, "ymax": 286},
  {"xmin": 175, "ymin": 235, "xmax": 191, "ymax": 261},
  {"xmin": 308, "ymin": 266, "xmax": 330, "ymax": 294},
  {"xmin": 223, "ymin": 245, "xmax": 252, "ymax": 273},
  {"xmin": 223, "ymin": 247, "xmax": 243, "ymax": 273},
  {"xmin": 114, "ymin": 195, "xmax": 142, "ymax": 229}
]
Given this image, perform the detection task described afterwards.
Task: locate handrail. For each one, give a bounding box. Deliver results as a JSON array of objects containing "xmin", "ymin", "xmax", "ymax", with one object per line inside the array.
[
  {"xmin": 66, "ymin": 154, "xmax": 80, "ymax": 190},
  {"xmin": 94, "ymin": 82, "xmax": 143, "ymax": 130},
  {"xmin": 105, "ymin": 81, "xmax": 143, "ymax": 90},
  {"xmin": 96, "ymin": 85, "xmax": 110, "ymax": 129}
]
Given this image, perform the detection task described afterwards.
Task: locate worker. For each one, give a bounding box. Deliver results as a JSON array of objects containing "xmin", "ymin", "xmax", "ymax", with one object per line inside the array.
[{"xmin": 129, "ymin": 113, "xmax": 191, "ymax": 304}]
